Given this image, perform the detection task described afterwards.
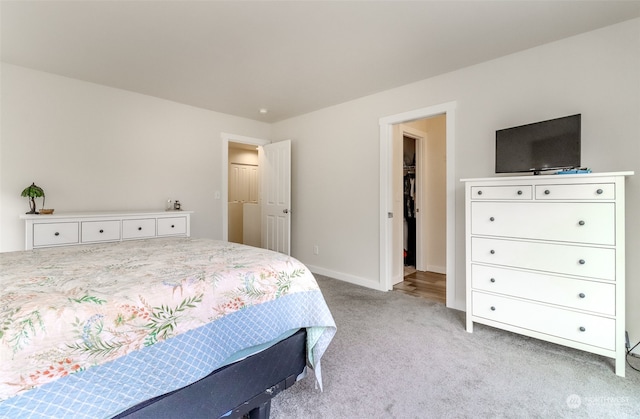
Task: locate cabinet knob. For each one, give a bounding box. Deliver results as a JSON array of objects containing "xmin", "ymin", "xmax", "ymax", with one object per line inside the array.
[
  {"xmin": 578, "ymin": 220, "xmax": 585, "ymax": 226},
  {"xmin": 517, "ymin": 190, "xmax": 523, "ymax": 195},
  {"xmin": 579, "ymin": 293, "xmax": 586, "ymax": 298},
  {"xmin": 490, "ymin": 306, "xmax": 496, "ymax": 311},
  {"xmin": 477, "ymin": 190, "xmax": 483, "ymax": 195},
  {"xmin": 579, "ymin": 259, "xmax": 586, "ymax": 265},
  {"xmin": 490, "ymin": 249, "xmax": 495, "ymax": 254},
  {"xmin": 489, "ymin": 217, "xmax": 495, "ymax": 222},
  {"xmin": 99, "ymin": 229, "xmax": 104, "ymax": 233},
  {"xmin": 138, "ymin": 227, "xmax": 142, "ymax": 231},
  {"xmin": 490, "ymin": 278, "xmax": 496, "ymax": 283},
  {"xmin": 544, "ymin": 189, "xmax": 551, "ymax": 195},
  {"xmin": 596, "ymin": 189, "xmax": 603, "ymax": 195},
  {"xmin": 171, "ymin": 225, "xmax": 175, "ymax": 228},
  {"xmin": 54, "ymin": 232, "xmax": 60, "ymax": 236},
  {"xmin": 579, "ymin": 326, "xmax": 586, "ymax": 332}
]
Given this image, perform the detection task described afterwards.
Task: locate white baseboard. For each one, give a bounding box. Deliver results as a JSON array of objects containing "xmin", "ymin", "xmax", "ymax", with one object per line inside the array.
[
  {"xmin": 426, "ymin": 264, "xmax": 446, "ymax": 274},
  {"xmin": 303, "ymin": 263, "xmax": 464, "ymax": 311},
  {"xmin": 304, "ymin": 264, "xmax": 387, "ymax": 292}
]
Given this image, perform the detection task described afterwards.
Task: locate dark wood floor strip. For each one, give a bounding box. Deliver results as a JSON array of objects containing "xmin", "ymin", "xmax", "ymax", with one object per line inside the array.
[{"xmin": 393, "ymin": 270, "xmax": 446, "ymax": 304}]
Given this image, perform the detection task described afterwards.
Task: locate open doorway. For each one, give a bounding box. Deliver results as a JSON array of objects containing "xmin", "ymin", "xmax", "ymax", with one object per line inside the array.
[
  {"xmin": 379, "ymin": 101, "xmax": 457, "ymax": 309},
  {"xmin": 221, "ymin": 133, "xmax": 270, "ymax": 244},
  {"xmin": 228, "ymin": 142, "xmax": 260, "ymax": 247},
  {"xmin": 393, "ymin": 116, "xmax": 447, "ymax": 304},
  {"xmin": 221, "ymin": 133, "xmax": 292, "ymax": 255}
]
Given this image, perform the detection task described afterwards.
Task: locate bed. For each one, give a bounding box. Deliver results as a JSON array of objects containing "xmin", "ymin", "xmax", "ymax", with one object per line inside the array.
[{"xmin": 0, "ymin": 237, "xmax": 336, "ymax": 418}]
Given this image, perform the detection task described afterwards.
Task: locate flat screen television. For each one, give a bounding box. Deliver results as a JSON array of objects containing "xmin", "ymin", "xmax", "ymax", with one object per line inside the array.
[{"xmin": 495, "ymin": 114, "xmax": 581, "ymax": 175}]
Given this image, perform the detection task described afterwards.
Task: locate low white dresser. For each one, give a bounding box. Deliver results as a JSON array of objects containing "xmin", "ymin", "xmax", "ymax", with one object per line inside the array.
[
  {"xmin": 462, "ymin": 172, "xmax": 633, "ymax": 376},
  {"xmin": 21, "ymin": 210, "xmax": 192, "ymax": 250}
]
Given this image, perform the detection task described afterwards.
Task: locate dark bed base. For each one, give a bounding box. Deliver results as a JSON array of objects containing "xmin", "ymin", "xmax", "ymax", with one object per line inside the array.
[{"xmin": 113, "ymin": 328, "xmax": 307, "ymax": 419}]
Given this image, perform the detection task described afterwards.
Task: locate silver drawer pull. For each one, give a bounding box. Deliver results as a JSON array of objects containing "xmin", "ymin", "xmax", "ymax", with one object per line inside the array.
[
  {"xmin": 596, "ymin": 189, "xmax": 603, "ymax": 195},
  {"xmin": 579, "ymin": 326, "xmax": 586, "ymax": 332},
  {"xmin": 54, "ymin": 232, "xmax": 60, "ymax": 236},
  {"xmin": 138, "ymin": 227, "xmax": 142, "ymax": 231},
  {"xmin": 489, "ymin": 217, "xmax": 495, "ymax": 222},
  {"xmin": 490, "ymin": 249, "xmax": 495, "ymax": 254},
  {"xmin": 490, "ymin": 306, "xmax": 496, "ymax": 311},
  {"xmin": 171, "ymin": 225, "xmax": 175, "ymax": 228},
  {"xmin": 579, "ymin": 259, "xmax": 586, "ymax": 265},
  {"xmin": 544, "ymin": 189, "xmax": 551, "ymax": 195},
  {"xmin": 477, "ymin": 190, "xmax": 483, "ymax": 195},
  {"xmin": 579, "ymin": 293, "xmax": 586, "ymax": 298},
  {"xmin": 490, "ymin": 278, "xmax": 496, "ymax": 283},
  {"xmin": 578, "ymin": 220, "xmax": 585, "ymax": 226},
  {"xmin": 99, "ymin": 229, "xmax": 104, "ymax": 233},
  {"xmin": 517, "ymin": 190, "xmax": 522, "ymax": 195}
]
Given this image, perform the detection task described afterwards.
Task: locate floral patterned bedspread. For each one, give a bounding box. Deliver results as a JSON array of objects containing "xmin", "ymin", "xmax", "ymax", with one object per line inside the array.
[{"xmin": 0, "ymin": 238, "xmax": 335, "ymax": 417}]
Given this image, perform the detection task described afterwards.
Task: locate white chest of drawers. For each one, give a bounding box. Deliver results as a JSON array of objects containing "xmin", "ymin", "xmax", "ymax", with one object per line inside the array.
[
  {"xmin": 21, "ymin": 210, "xmax": 192, "ymax": 250},
  {"xmin": 462, "ymin": 172, "xmax": 633, "ymax": 376}
]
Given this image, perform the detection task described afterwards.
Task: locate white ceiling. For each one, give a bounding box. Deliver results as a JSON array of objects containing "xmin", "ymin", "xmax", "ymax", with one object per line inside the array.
[{"xmin": 2, "ymin": 1, "xmax": 639, "ymax": 123}]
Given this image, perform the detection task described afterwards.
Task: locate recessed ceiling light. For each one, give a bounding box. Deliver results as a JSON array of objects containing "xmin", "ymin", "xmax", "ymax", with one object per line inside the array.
[{"xmin": 259, "ymin": 108, "xmax": 268, "ymax": 114}]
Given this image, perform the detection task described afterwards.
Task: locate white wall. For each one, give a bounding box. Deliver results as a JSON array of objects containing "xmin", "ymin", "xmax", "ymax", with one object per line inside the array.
[
  {"xmin": 229, "ymin": 145, "xmax": 259, "ymax": 166},
  {"xmin": 274, "ymin": 106, "xmax": 382, "ymax": 288},
  {"xmin": 0, "ymin": 63, "xmax": 271, "ymax": 251},
  {"xmin": 273, "ymin": 19, "xmax": 640, "ymax": 340}
]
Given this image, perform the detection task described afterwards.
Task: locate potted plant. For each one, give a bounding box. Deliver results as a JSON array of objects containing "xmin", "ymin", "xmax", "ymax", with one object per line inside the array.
[{"xmin": 21, "ymin": 182, "xmax": 45, "ymax": 214}]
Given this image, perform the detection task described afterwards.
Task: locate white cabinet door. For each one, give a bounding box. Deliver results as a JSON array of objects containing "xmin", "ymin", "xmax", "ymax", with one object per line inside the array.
[
  {"xmin": 81, "ymin": 220, "xmax": 121, "ymax": 243},
  {"xmin": 471, "ymin": 202, "xmax": 615, "ymax": 245},
  {"xmin": 472, "ymin": 291, "xmax": 615, "ymax": 350},
  {"xmin": 470, "ymin": 185, "xmax": 532, "ymax": 200},
  {"xmin": 157, "ymin": 217, "xmax": 187, "ymax": 236},
  {"xmin": 535, "ymin": 183, "xmax": 615, "ymax": 200},
  {"xmin": 122, "ymin": 219, "xmax": 156, "ymax": 239},
  {"xmin": 471, "ymin": 237, "xmax": 616, "ymax": 280},
  {"xmin": 471, "ymin": 264, "xmax": 615, "ymax": 315},
  {"xmin": 33, "ymin": 222, "xmax": 79, "ymax": 247},
  {"xmin": 229, "ymin": 164, "xmax": 259, "ymax": 203}
]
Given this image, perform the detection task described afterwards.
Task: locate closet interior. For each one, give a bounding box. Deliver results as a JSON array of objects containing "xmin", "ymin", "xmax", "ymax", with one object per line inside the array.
[{"xmin": 403, "ymin": 135, "xmax": 416, "ymax": 269}]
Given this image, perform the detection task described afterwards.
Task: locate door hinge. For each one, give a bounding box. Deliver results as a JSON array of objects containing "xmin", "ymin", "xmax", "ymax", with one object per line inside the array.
[{"xmin": 388, "ymin": 212, "xmax": 393, "ymax": 218}]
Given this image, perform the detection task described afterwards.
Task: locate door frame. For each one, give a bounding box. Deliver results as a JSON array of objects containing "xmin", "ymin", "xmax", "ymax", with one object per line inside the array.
[
  {"xmin": 379, "ymin": 101, "xmax": 457, "ymax": 308},
  {"xmin": 221, "ymin": 132, "xmax": 270, "ymax": 242}
]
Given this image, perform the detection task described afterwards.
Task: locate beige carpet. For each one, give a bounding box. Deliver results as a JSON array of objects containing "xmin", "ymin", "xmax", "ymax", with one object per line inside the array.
[{"xmin": 270, "ymin": 275, "xmax": 640, "ymax": 418}]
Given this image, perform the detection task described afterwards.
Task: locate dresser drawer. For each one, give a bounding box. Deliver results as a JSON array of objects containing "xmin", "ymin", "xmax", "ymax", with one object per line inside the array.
[
  {"xmin": 471, "ymin": 237, "xmax": 616, "ymax": 280},
  {"xmin": 471, "ymin": 202, "xmax": 615, "ymax": 245},
  {"xmin": 471, "ymin": 265, "xmax": 615, "ymax": 315},
  {"xmin": 472, "ymin": 291, "xmax": 615, "ymax": 350},
  {"xmin": 33, "ymin": 222, "xmax": 79, "ymax": 247},
  {"xmin": 123, "ymin": 218, "xmax": 156, "ymax": 239},
  {"xmin": 81, "ymin": 220, "xmax": 121, "ymax": 243},
  {"xmin": 535, "ymin": 183, "xmax": 614, "ymax": 200},
  {"xmin": 157, "ymin": 216, "xmax": 187, "ymax": 236},
  {"xmin": 470, "ymin": 185, "xmax": 532, "ymax": 200}
]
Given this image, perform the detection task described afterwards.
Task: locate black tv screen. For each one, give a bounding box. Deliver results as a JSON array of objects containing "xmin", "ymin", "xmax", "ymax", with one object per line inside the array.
[{"xmin": 495, "ymin": 114, "xmax": 581, "ymax": 174}]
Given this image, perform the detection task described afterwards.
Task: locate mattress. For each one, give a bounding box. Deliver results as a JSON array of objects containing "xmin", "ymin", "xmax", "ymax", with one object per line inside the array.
[{"xmin": 0, "ymin": 238, "xmax": 336, "ymax": 418}]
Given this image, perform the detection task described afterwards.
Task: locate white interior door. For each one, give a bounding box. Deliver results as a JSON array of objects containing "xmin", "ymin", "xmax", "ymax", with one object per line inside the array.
[{"xmin": 259, "ymin": 140, "xmax": 291, "ymax": 255}]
